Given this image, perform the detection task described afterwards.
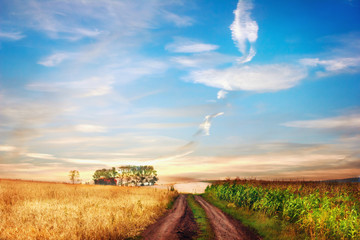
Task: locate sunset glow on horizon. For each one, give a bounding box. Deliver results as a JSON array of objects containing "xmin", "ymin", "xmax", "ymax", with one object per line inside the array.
[{"xmin": 0, "ymin": 0, "xmax": 359, "ymax": 183}]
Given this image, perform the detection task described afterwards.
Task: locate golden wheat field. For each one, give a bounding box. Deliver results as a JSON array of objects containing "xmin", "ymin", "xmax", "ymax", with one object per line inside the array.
[{"xmin": 0, "ymin": 179, "xmax": 177, "ymax": 240}]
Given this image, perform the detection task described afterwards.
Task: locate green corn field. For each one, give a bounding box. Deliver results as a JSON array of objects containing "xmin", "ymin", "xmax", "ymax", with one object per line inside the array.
[{"xmin": 205, "ymin": 180, "xmax": 360, "ymax": 239}]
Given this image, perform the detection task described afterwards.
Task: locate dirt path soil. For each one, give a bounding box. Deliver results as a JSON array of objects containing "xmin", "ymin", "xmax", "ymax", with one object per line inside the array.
[
  {"xmin": 142, "ymin": 194, "xmax": 198, "ymax": 240},
  {"xmin": 195, "ymin": 196, "xmax": 262, "ymax": 240}
]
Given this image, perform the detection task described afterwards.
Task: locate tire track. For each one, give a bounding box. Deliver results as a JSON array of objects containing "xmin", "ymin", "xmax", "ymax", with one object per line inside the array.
[
  {"xmin": 195, "ymin": 195, "xmax": 261, "ymax": 240},
  {"xmin": 142, "ymin": 194, "xmax": 198, "ymax": 240}
]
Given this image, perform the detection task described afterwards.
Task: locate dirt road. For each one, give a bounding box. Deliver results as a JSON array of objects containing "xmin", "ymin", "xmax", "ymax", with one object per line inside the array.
[
  {"xmin": 143, "ymin": 194, "xmax": 260, "ymax": 240},
  {"xmin": 142, "ymin": 194, "xmax": 198, "ymax": 240},
  {"xmin": 195, "ymin": 196, "xmax": 261, "ymax": 240}
]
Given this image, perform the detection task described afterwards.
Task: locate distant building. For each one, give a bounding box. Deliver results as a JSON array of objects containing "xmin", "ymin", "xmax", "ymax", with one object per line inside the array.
[{"xmin": 94, "ymin": 178, "xmax": 117, "ymax": 185}]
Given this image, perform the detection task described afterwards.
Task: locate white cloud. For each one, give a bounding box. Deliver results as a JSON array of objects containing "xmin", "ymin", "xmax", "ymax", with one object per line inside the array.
[
  {"xmin": 217, "ymin": 90, "xmax": 228, "ymax": 99},
  {"xmin": 166, "ymin": 38, "xmax": 219, "ymax": 53},
  {"xmin": 38, "ymin": 53, "xmax": 71, "ymax": 67},
  {"xmin": 188, "ymin": 64, "xmax": 307, "ymax": 92},
  {"xmin": 230, "ymin": 0, "xmax": 258, "ymax": 62},
  {"xmin": 0, "ymin": 31, "xmax": 25, "ymax": 40},
  {"xmin": 162, "ymin": 11, "xmax": 194, "ymax": 27},
  {"xmin": 171, "ymin": 52, "xmax": 235, "ymax": 68},
  {"xmin": 283, "ymin": 114, "xmax": 360, "ymax": 129},
  {"xmin": 0, "ymin": 145, "xmax": 17, "ymax": 152},
  {"xmin": 24, "ymin": 152, "xmax": 117, "ymax": 166},
  {"xmin": 5, "ymin": 1, "xmax": 189, "ymax": 41},
  {"xmin": 0, "ymin": 94, "xmax": 61, "ymax": 127},
  {"xmin": 26, "ymin": 153, "xmax": 56, "ymax": 160},
  {"xmin": 74, "ymin": 124, "xmax": 107, "ymax": 133},
  {"xmin": 198, "ymin": 112, "xmax": 224, "ymax": 136},
  {"xmin": 136, "ymin": 122, "xmax": 195, "ymax": 129},
  {"xmin": 238, "ymin": 46, "xmax": 256, "ymax": 64},
  {"xmin": 150, "ymin": 150, "xmax": 194, "ymax": 163},
  {"xmin": 300, "ymin": 57, "xmax": 360, "ymax": 76},
  {"xmin": 27, "ymin": 76, "xmax": 114, "ymax": 97}
]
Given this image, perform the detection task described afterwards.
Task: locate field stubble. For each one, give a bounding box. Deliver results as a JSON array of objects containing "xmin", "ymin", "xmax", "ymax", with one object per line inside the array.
[{"xmin": 0, "ymin": 179, "xmax": 177, "ymax": 240}]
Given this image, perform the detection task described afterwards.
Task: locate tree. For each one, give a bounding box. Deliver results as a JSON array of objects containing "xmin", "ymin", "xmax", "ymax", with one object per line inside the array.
[
  {"xmin": 110, "ymin": 167, "xmax": 118, "ymax": 178},
  {"xmin": 117, "ymin": 165, "xmax": 158, "ymax": 186},
  {"xmin": 69, "ymin": 170, "xmax": 80, "ymax": 184},
  {"xmin": 92, "ymin": 168, "xmax": 118, "ymax": 185},
  {"xmin": 118, "ymin": 166, "xmax": 132, "ymax": 186}
]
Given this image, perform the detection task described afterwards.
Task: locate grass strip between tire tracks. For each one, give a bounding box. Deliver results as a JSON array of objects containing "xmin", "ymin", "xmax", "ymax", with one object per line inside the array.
[
  {"xmin": 186, "ymin": 195, "xmax": 214, "ymax": 240},
  {"xmin": 202, "ymin": 193, "xmax": 308, "ymax": 240}
]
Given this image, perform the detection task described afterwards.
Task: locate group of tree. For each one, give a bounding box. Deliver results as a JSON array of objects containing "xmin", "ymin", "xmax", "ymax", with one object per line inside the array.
[{"xmin": 92, "ymin": 165, "xmax": 158, "ymax": 186}]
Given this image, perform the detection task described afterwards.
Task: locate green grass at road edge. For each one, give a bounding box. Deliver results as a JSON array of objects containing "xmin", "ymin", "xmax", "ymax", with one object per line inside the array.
[
  {"xmin": 166, "ymin": 192, "xmax": 179, "ymax": 210},
  {"xmin": 186, "ymin": 195, "xmax": 214, "ymax": 240},
  {"xmin": 201, "ymin": 193, "xmax": 308, "ymax": 240}
]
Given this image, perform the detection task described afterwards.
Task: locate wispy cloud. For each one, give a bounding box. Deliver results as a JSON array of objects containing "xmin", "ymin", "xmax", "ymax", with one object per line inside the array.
[
  {"xmin": 162, "ymin": 11, "xmax": 194, "ymax": 27},
  {"xmin": 144, "ymin": 111, "xmax": 224, "ymax": 164},
  {"xmin": 197, "ymin": 112, "xmax": 224, "ymax": 136},
  {"xmin": 74, "ymin": 124, "xmax": 107, "ymax": 133},
  {"xmin": 189, "ymin": 64, "xmax": 307, "ymax": 92},
  {"xmin": 283, "ymin": 114, "xmax": 360, "ymax": 129},
  {"xmin": 230, "ymin": 0, "xmax": 258, "ymax": 63},
  {"xmin": 217, "ymin": 90, "xmax": 228, "ymax": 99},
  {"xmin": 166, "ymin": 38, "xmax": 219, "ymax": 53},
  {"xmin": 5, "ymin": 0, "xmax": 191, "ymax": 41},
  {"xmin": 24, "ymin": 152, "xmax": 125, "ymax": 166},
  {"xmin": 26, "ymin": 153, "xmax": 57, "ymax": 160},
  {"xmin": 0, "ymin": 145, "xmax": 17, "ymax": 152},
  {"xmin": 136, "ymin": 122, "xmax": 195, "ymax": 129},
  {"xmin": 300, "ymin": 57, "xmax": 360, "ymax": 76},
  {"xmin": 27, "ymin": 76, "xmax": 114, "ymax": 97},
  {"xmin": 0, "ymin": 94, "xmax": 60, "ymax": 126},
  {"xmin": 171, "ymin": 52, "xmax": 235, "ymax": 68},
  {"xmin": 0, "ymin": 31, "xmax": 25, "ymax": 40},
  {"xmin": 37, "ymin": 53, "xmax": 72, "ymax": 67},
  {"xmin": 158, "ymin": 140, "xmax": 360, "ymax": 181},
  {"xmin": 150, "ymin": 150, "xmax": 194, "ymax": 163}
]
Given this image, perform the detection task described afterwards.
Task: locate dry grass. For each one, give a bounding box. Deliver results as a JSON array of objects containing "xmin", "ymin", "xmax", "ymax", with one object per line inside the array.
[{"xmin": 0, "ymin": 179, "xmax": 177, "ymax": 240}]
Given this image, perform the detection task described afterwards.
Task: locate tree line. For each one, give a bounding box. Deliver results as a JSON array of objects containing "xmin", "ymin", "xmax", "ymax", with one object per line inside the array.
[{"xmin": 92, "ymin": 165, "xmax": 158, "ymax": 186}]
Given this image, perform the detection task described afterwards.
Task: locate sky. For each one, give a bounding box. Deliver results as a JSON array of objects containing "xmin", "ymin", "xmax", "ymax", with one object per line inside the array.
[{"xmin": 0, "ymin": 0, "xmax": 359, "ymax": 183}]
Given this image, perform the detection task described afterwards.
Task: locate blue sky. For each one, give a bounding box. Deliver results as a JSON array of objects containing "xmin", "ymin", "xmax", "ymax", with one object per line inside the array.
[{"xmin": 0, "ymin": 0, "xmax": 359, "ymax": 182}]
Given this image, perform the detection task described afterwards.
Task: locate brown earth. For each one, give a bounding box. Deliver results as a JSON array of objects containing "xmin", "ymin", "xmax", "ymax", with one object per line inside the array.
[
  {"xmin": 142, "ymin": 194, "xmax": 198, "ymax": 240},
  {"xmin": 195, "ymin": 195, "xmax": 262, "ymax": 240}
]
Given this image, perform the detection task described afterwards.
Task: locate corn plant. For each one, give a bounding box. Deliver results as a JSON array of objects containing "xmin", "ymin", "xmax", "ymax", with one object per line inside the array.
[{"xmin": 205, "ymin": 180, "xmax": 360, "ymax": 239}]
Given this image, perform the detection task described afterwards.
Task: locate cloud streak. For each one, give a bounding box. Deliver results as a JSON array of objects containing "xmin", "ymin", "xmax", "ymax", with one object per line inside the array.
[
  {"xmin": 230, "ymin": 0, "xmax": 258, "ymax": 63},
  {"xmin": 189, "ymin": 64, "xmax": 307, "ymax": 92},
  {"xmin": 283, "ymin": 114, "xmax": 360, "ymax": 129},
  {"xmin": 38, "ymin": 53, "xmax": 71, "ymax": 67},
  {"xmin": 0, "ymin": 31, "xmax": 25, "ymax": 40},
  {"xmin": 148, "ymin": 112, "xmax": 225, "ymax": 165},
  {"xmin": 300, "ymin": 57, "xmax": 360, "ymax": 76},
  {"xmin": 27, "ymin": 76, "xmax": 115, "ymax": 97},
  {"xmin": 166, "ymin": 38, "xmax": 219, "ymax": 53},
  {"xmin": 171, "ymin": 52, "xmax": 235, "ymax": 68},
  {"xmin": 162, "ymin": 11, "xmax": 194, "ymax": 27},
  {"xmin": 74, "ymin": 124, "xmax": 107, "ymax": 133},
  {"xmin": 217, "ymin": 90, "xmax": 228, "ymax": 100},
  {"xmin": 0, "ymin": 145, "xmax": 17, "ymax": 152},
  {"xmin": 197, "ymin": 112, "xmax": 224, "ymax": 136},
  {"xmin": 3, "ymin": 0, "xmax": 193, "ymax": 41}
]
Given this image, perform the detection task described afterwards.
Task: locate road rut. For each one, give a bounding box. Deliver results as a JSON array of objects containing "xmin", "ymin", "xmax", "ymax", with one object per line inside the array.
[
  {"xmin": 142, "ymin": 194, "xmax": 198, "ymax": 240},
  {"xmin": 195, "ymin": 195, "xmax": 261, "ymax": 240}
]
